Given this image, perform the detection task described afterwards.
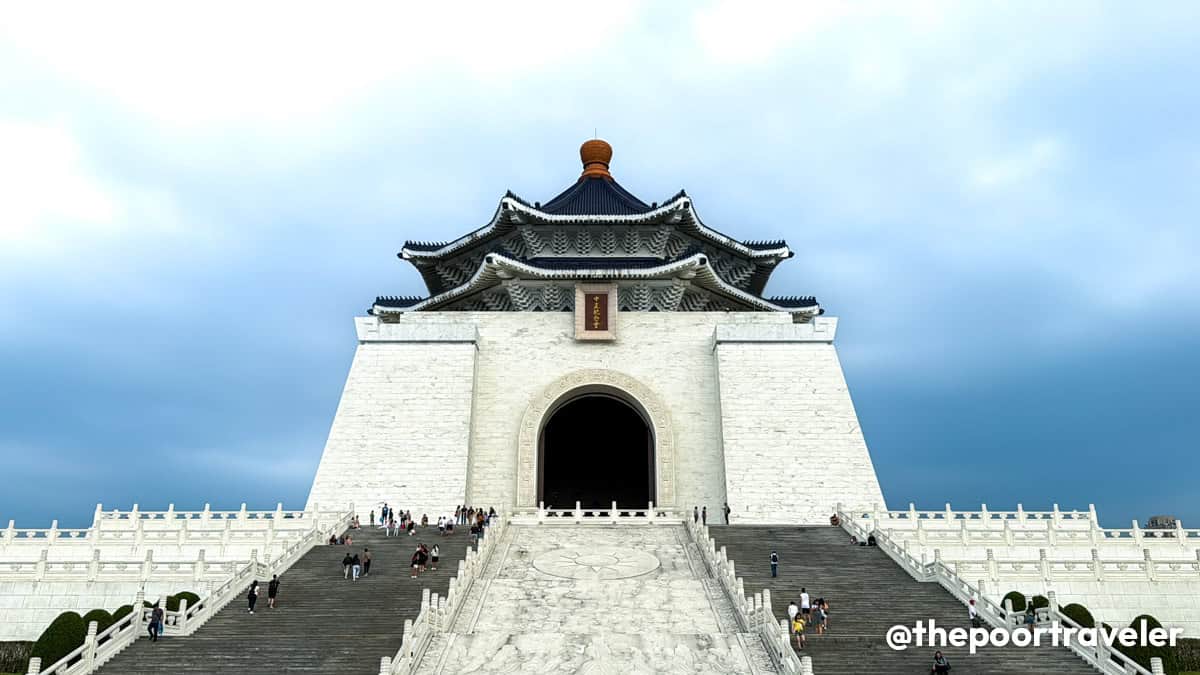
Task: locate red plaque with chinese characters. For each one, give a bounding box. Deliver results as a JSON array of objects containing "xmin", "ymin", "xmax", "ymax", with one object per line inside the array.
[
  {"xmin": 585, "ymin": 292, "xmax": 609, "ymax": 331},
  {"xmin": 575, "ymin": 283, "xmax": 616, "ymax": 341}
]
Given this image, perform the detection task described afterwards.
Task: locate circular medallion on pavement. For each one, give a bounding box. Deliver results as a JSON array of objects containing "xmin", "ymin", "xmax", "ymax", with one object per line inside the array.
[{"xmin": 532, "ymin": 547, "xmax": 660, "ymax": 580}]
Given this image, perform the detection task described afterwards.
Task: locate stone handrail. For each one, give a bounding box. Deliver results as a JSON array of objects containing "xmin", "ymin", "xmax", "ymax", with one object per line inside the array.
[
  {"xmin": 510, "ymin": 501, "xmax": 685, "ymax": 525},
  {"xmin": 837, "ymin": 507, "xmax": 1157, "ymax": 675},
  {"xmin": 27, "ymin": 508, "xmax": 354, "ymax": 675},
  {"xmin": 2, "ymin": 505, "xmax": 341, "ymax": 558},
  {"xmin": 380, "ymin": 512, "xmax": 508, "ymax": 675},
  {"xmin": 856, "ymin": 504, "xmax": 1198, "ymax": 546},
  {"xmin": 683, "ymin": 518, "xmax": 812, "ymax": 675}
]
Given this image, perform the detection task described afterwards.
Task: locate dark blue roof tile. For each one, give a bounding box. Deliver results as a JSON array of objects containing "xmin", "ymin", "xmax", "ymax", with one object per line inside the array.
[{"xmin": 539, "ymin": 177, "xmax": 652, "ymax": 216}]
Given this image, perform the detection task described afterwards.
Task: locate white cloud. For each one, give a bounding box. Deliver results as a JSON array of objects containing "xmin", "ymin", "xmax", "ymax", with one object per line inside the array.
[
  {"xmin": 0, "ymin": 121, "xmax": 117, "ymax": 246},
  {"xmin": 0, "ymin": 2, "xmax": 642, "ymax": 129},
  {"xmin": 968, "ymin": 138, "xmax": 1065, "ymax": 190}
]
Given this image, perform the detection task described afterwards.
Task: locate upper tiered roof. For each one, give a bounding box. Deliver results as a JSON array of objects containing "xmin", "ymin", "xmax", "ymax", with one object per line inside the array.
[{"xmin": 376, "ymin": 140, "xmax": 819, "ymax": 318}]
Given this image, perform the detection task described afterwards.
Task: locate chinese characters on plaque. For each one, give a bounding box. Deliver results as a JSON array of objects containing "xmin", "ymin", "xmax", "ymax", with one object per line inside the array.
[{"xmin": 575, "ymin": 283, "xmax": 616, "ymax": 341}]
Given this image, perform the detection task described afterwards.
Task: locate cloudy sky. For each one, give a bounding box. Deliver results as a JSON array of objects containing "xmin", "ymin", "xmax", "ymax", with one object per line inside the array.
[{"xmin": 1, "ymin": 2, "xmax": 1197, "ymax": 528}]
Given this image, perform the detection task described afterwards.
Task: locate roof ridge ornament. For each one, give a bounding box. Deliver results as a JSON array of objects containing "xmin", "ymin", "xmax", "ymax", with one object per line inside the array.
[{"xmin": 580, "ymin": 139, "xmax": 613, "ymax": 180}]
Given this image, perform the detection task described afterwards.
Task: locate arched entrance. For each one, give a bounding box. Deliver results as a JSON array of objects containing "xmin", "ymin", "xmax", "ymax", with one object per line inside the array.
[{"xmin": 538, "ymin": 391, "xmax": 654, "ymax": 509}]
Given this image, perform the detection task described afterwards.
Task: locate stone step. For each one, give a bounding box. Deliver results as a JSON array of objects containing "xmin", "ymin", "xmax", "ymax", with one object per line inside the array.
[
  {"xmin": 96, "ymin": 526, "xmax": 475, "ymax": 674},
  {"xmin": 707, "ymin": 525, "xmax": 1098, "ymax": 674}
]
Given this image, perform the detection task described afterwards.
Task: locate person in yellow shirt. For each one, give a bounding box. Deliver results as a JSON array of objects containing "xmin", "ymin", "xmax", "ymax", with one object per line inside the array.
[{"xmin": 792, "ymin": 615, "xmax": 806, "ymax": 649}]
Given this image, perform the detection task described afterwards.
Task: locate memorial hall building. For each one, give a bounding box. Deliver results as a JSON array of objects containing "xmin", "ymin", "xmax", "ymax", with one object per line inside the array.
[{"xmin": 306, "ymin": 140, "xmax": 886, "ymax": 523}]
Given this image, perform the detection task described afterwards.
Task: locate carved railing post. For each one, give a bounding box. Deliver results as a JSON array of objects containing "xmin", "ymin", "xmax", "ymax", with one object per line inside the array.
[
  {"xmin": 88, "ymin": 549, "xmax": 100, "ymax": 583},
  {"xmin": 611, "ymin": 501, "xmax": 618, "ymax": 525},
  {"xmin": 194, "ymin": 549, "xmax": 207, "ymax": 583},
  {"xmin": 574, "ymin": 501, "xmax": 582, "ymax": 524},
  {"xmin": 647, "ymin": 501, "xmax": 655, "ymax": 524},
  {"xmin": 177, "ymin": 515, "xmax": 189, "ymax": 548},
  {"xmin": 1132, "ymin": 519, "xmax": 1144, "ymax": 547},
  {"xmin": 1145, "ymin": 549, "xmax": 1157, "ymax": 582},
  {"xmin": 25, "ymin": 657, "xmax": 41, "ymax": 674},
  {"xmin": 83, "ymin": 620, "xmax": 98, "ymax": 669},
  {"xmin": 178, "ymin": 598, "xmax": 189, "ymax": 633},
  {"xmin": 134, "ymin": 590, "xmax": 146, "ymax": 633}
]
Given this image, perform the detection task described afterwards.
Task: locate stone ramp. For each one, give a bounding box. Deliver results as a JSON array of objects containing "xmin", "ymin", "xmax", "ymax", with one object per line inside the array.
[
  {"xmin": 96, "ymin": 526, "xmax": 472, "ymax": 674},
  {"xmin": 417, "ymin": 524, "xmax": 778, "ymax": 674},
  {"xmin": 708, "ymin": 525, "xmax": 1096, "ymax": 675}
]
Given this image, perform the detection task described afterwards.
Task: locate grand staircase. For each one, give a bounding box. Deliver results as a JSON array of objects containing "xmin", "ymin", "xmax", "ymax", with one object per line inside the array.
[
  {"xmin": 97, "ymin": 525, "xmax": 473, "ymax": 674},
  {"xmin": 708, "ymin": 525, "xmax": 1097, "ymax": 675}
]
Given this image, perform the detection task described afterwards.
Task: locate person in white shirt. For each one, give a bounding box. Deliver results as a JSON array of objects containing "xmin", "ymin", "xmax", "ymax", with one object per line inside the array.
[
  {"xmin": 787, "ymin": 601, "xmax": 800, "ymax": 633},
  {"xmin": 969, "ymin": 598, "xmax": 980, "ymax": 627},
  {"xmin": 800, "ymin": 589, "xmax": 811, "ymax": 617}
]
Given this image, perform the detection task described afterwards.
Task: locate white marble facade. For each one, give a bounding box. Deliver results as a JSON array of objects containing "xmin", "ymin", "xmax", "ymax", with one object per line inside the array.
[
  {"xmin": 417, "ymin": 525, "xmax": 774, "ymax": 674},
  {"xmin": 306, "ymin": 311, "xmax": 886, "ymax": 525}
]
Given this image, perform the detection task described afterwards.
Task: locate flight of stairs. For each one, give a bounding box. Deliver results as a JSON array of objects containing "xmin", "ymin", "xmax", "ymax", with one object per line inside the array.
[
  {"xmin": 97, "ymin": 525, "xmax": 473, "ymax": 674},
  {"xmin": 708, "ymin": 525, "xmax": 1098, "ymax": 675}
]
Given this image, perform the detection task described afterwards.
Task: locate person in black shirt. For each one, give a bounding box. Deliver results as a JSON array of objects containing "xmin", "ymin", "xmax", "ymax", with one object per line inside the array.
[{"xmin": 267, "ymin": 574, "xmax": 280, "ymax": 608}]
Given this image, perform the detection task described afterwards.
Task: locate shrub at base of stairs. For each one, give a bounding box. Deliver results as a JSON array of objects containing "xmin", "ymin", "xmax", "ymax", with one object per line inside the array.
[
  {"xmin": 0, "ymin": 641, "xmax": 33, "ymax": 674},
  {"xmin": 1060, "ymin": 603, "xmax": 1095, "ymax": 628},
  {"xmin": 1001, "ymin": 591, "xmax": 1027, "ymax": 612},
  {"xmin": 31, "ymin": 612, "xmax": 86, "ymax": 669},
  {"xmin": 165, "ymin": 591, "xmax": 200, "ymax": 611},
  {"xmin": 1116, "ymin": 615, "xmax": 1178, "ymax": 674},
  {"xmin": 80, "ymin": 609, "xmax": 114, "ymax": 633},
  {"xmin": 1175, "ymin": 638, "xmax": 1200, "ymax": 673},
  {"xmin": 111, "ymin": 605, "xmax": 134, "ymax": 625}
]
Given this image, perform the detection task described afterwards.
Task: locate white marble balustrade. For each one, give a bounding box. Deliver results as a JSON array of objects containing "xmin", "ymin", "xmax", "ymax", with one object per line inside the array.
[
  {"xmin": 683, "ymin": 517, "xmax": 811, "ymax": 675},
  {"xmin": 841, "ymin": 503, "xmax": 1200, "ymax": 641},
  {"xmin": 849, "ymin": 503, "xmax": 1199, "ymax": 561},
  {"xmin": 27, "ymin": 510, "xmax": 353, "ymax": 675},
  {"xmin": 381, "ymin": 513, "xmax": 508, "ymax": 675},
  {"xmin": 509, "ymin": 501, "xmax": 687, "ymax": 525},
  {"xmin": 0, "ymin": 503, "xmax": 353, "ymax": 641},
  {"xmin": 1, "ymin": 503, "xmax": 350, "ymax": 564},
  {"xmin": 837, "ymin": 507, "xmax": 1159, "ymax": 675}
]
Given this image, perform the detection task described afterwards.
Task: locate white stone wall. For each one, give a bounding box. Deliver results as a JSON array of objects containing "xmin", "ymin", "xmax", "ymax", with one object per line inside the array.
[
  {"xmin": 0, "ymin": 580, "xmax": 190, "ymax": 641},
  {"xmin": 305, "ymin": 320, "xmax": 477, "ymax": 522},
  {"xmin": 855, "ymin": 510, "xmax": 1200, "ymax": 636},
  {"xmin": 997, "ymin": 579, "xmax": 1200, "ymax": 638},
  {"xmin": 465, "ymin": 311, "xmax": 746, "ymax": 514},
  {"xmin": 715, "ymin": 319, "xmax": 886, "ymax": 524},
  {"xmin": 307, "ymin": 311, "xmax": 885, "ymax": 528}
]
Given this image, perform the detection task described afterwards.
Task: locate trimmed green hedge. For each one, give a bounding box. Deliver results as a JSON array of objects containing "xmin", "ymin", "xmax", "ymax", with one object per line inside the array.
[
  {"xmin": 1060, "ymin": 603, "xmax": 1095, "ymax": 628},
  {"xmin": 1001, "ymin": 591, "xmax": 1026, "ymax": 612},
  {"xmin": 111, "ymin": 605, "xmax": 134, "ymax": 624},
  {"xmin": 1176, "ymin": 638, "xmax": 1200, "ymax": 673},
  {"xmin": 80, "ymin": 609, "xmax": 113, "ymax": 633},
  {"xmin": 1117, "ymin": 615, "xmax": 1177, "ymax": 674},
  {"xmin": 165, "ymin": 591, "xmax": 200, "ymax": 612},
  {"xmin": 31, "ymin": 612, "xmax": 86, "ymax": 668},
  {"xmin": 1030, "ymin": 595, "xmax": 1049, "ymax": 610}
]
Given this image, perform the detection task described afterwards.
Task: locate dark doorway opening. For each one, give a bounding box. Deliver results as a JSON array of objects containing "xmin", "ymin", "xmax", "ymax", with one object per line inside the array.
[{"xmin": 539, "ymin": 394, "xmax": 654, "ymax": 510}]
